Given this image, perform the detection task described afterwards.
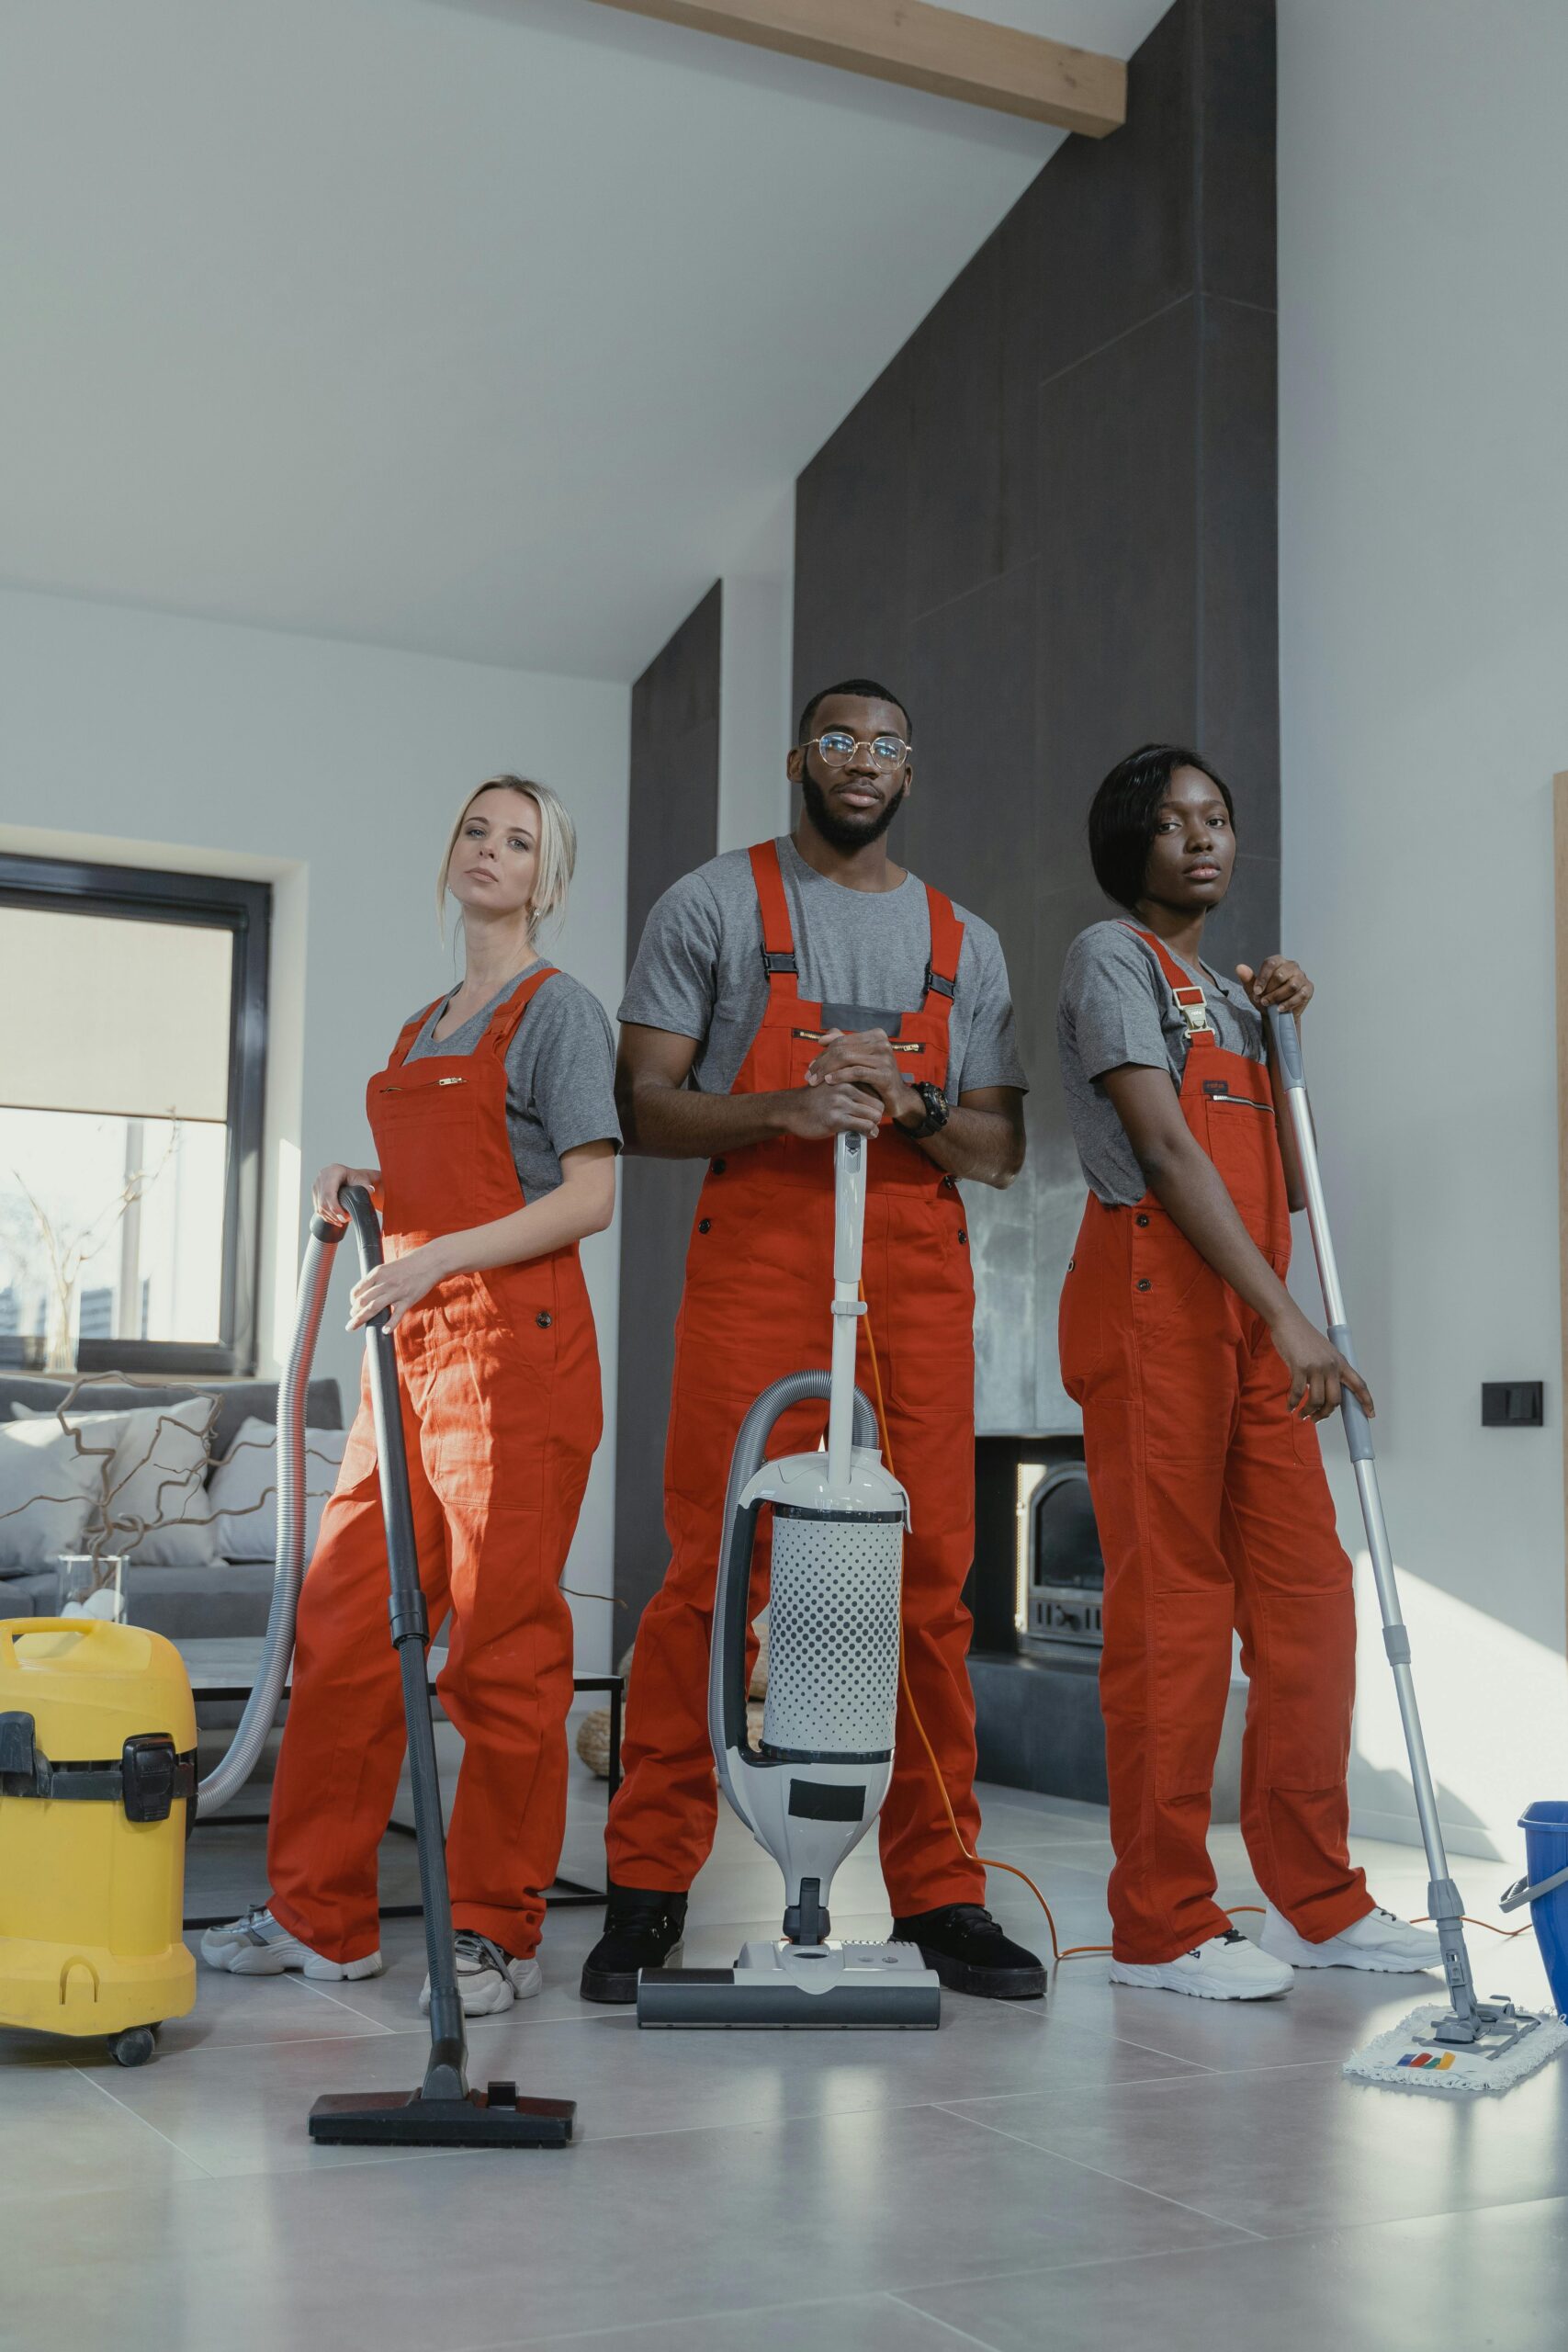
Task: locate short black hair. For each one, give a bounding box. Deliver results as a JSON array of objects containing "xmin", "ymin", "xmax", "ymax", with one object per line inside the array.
[
  {"xmin": 1089, "ymin": 743, "xmax": 1235, "ymax": 910},
  {"xmin": 797, "ymin": 677, "xmax": 911, "ymax": 743}
]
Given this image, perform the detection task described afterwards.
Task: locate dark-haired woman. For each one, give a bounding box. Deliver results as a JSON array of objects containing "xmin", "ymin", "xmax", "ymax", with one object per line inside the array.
[{"xmin": 1055, "ymin": 747, "xmax": 1438, "ymax": 2000}]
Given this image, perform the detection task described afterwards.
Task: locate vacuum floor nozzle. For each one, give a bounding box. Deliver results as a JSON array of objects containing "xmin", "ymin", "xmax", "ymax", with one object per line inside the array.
[
  {"xmin": 308, "ymin": 2084, "xmax": 575, "ymax": 2148},
  {"xmin": 637, "ymin": 1939, "xmax": 940, "ymax": 2030}
]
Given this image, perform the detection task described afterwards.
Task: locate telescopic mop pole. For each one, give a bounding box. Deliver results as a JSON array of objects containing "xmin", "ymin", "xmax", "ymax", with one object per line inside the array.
[{"xmin": 1266, "ymin": 1010, "xmax": 1510, "ymax": 2046}]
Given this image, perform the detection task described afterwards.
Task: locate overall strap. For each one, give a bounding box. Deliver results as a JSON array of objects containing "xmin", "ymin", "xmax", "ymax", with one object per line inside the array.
[
  {"xmin": 749, "ymin": 840, "xmax": 800, "ymax": 997},
  {"xmin": 386, "ymin": 1001, "xmax": 446, "ymax": 1069},
  {"xmin": 480, "ymin": 964, "xmax": 560, "ymax": 1062},
  {"xmin": 922, "ymin": 886, "xmax": 964, "ymax": 1016},
  {"xmin": 1122, "ymin": 924, "xmax": 1214, "ymax": 1042}
]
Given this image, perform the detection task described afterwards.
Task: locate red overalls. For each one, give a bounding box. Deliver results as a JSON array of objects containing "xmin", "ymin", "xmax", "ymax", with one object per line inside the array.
[
  {"xmin": 268, "ymin": 968, "xmax": 603, "ymax": 1964},
  {"xmin": 607, "ymin": 840, "xmax": 986, "ymax": 1914},
  {"xmin": 1058, "ymin": 928, "xmax": 1370, "ymax": 1964}
]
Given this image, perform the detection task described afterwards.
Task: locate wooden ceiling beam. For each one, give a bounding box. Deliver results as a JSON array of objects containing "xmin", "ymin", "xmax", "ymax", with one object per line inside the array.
[{"xmin": 581, "ymin": 0, "xmax": 1126, "ymax": 138}]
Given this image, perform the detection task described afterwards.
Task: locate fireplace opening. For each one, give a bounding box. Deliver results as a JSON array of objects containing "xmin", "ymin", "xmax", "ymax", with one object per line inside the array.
[{"xmin": 1021, "ymin": 1463, "xmax": 1104, "ymax": 1656}]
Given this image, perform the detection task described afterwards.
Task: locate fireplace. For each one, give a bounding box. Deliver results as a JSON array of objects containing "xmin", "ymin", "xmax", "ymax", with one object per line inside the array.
[
  {"xmin": 966, "ymin": 1434, "xmax": 1246, "ymax": 1817},
  {"xmin": 1022, "ymin": 1462, "xmax": 1103, "ymax": 1656}
]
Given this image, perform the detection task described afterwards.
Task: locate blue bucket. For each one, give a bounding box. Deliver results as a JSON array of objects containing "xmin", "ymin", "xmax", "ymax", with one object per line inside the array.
[{"xmin": 1515, "ymin": 1802, "xmax": 1568, "ymax": 2018}]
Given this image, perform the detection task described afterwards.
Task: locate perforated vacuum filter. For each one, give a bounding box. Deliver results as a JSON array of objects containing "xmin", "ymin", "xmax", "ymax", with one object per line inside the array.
[{"xmin": 761, "ymin": 1509, "xmax": 902, "ymax": 1756}]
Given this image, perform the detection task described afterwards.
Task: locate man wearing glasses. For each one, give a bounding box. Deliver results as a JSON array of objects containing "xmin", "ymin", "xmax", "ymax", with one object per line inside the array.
[{"xmin": 583, "ymin": 679, "xmax": 1044, "ymax": 2004}]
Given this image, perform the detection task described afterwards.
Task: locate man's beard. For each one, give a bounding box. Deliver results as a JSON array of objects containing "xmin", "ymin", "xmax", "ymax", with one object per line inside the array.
[{"xmin": 800, "ymin": 770, "xmax": 908, "ymax": 854}]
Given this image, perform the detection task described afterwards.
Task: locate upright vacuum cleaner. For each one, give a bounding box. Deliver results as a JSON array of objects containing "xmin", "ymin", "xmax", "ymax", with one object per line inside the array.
[
  {"xmin": 1268, "ymin": 1012, "xmax": 1565, "ymax": 2094},
  {"xmin": 638, "ymin": 1133, "xmax": 942, "ymax": 2028}
]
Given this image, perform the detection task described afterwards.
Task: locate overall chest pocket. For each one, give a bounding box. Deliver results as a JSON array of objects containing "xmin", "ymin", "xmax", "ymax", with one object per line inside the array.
[{"xmin": 1201, "ymin": 1077, "xmax": 1274, "ymax": 1115}]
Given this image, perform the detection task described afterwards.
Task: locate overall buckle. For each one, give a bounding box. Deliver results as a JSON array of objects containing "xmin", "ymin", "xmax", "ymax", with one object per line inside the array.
[{"xmin": 1173, "ymin": 986, "xmax": 1211, "ymax": 1035}]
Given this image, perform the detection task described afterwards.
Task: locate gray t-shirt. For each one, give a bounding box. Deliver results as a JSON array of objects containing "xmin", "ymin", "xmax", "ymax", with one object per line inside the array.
[
  {"xmin": 1056, "ymin": 921, "xmax": 1265, "ymax": 1206},
  {"xmin": 404, "ymin": 964, "xmax": 620, "ymax": 1202},
  {"xmin": 619, "ymin": 836, "xmax": 1027, "ymax": 1098}
]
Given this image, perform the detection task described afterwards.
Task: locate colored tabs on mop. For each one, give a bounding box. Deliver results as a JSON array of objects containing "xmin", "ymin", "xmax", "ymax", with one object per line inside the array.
[{"xmin": 1397, "ymin": 2050, "xmax": 1455, "ymax": 2071}]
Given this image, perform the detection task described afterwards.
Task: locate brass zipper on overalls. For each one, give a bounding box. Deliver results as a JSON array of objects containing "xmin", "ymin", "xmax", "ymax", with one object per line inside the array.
[
  {"xmin": 790, "ymin": 1029, "xmax": 925, "ymax": 1054},
  {"xmin": 1202, "ymin": 1080, "xmax": 1273, "ymax": 1114}
]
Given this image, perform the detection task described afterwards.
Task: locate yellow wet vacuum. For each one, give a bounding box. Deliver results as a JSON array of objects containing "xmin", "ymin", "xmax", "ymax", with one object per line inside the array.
[{"xmin": 0, "ymin": 1618, "xmax": 197, "ymax": 2067}]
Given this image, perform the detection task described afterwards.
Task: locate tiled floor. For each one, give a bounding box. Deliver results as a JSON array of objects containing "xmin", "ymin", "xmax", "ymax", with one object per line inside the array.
[{"xmin": 6, "ymin": 1743, "xmax": 1567, "ymax": 2352}]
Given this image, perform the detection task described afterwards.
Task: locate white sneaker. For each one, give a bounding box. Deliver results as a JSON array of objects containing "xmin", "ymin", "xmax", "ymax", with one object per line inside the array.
[
  {"xmin": 1110, "ymin": 1927, "xmax": 1293, "ymax": 2001},
  {"xmin": 1260, "ymin": 1901, "xmax": 1442, "ymax": 1974},
  {"xmin": 420, "ymin": 1931, "xmax": 543, "ymax": 2018},
  {"xmin": 199, "ymin": 1905, "xmax": 384, "ymax": 1981}
]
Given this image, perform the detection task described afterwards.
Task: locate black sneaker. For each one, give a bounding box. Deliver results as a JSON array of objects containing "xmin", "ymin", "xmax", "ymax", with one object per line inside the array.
[
  {"xmin": 893, "ymin": 1904, "xmax": 1046, "ymax": 2000},
  {"xmin": 579, "ymin": 1885, "xmax": 688, "ymax": 2004}
]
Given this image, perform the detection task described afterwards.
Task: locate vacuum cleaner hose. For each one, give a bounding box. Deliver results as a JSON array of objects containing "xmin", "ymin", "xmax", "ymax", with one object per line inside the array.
[{"xmin": 195, "ymin": 1214, "xmax": 345, "ymax": 1815}]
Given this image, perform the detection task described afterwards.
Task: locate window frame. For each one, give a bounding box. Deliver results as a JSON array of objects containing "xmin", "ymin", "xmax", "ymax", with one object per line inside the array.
[{"xmin": 0, "ymin": 851, "xmax": 270, "ymax": 1376}]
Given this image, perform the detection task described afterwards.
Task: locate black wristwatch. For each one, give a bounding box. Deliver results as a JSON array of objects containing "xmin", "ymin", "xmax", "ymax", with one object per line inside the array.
[{"xmin": 904, "ymin": 1081, "xmax": 950, "ymax": 1140}]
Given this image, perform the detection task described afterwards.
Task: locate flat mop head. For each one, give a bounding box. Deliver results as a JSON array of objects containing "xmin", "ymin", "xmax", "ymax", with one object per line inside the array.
[
  {"xmin": 1344, "ymin": 2001, "xmax": 1568, "ymax": 2096},
  {"xmin": 309, "ymin": 2085, "xmax": 575, "ymax": 2146}
]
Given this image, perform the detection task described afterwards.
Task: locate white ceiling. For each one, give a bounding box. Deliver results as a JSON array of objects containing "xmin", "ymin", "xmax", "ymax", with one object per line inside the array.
[{"xmin": 2, "ymin": 0, "xmax": 1170, "ymax": 680}]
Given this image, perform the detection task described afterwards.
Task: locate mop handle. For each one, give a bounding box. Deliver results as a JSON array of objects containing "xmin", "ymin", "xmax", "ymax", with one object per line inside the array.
[
  {"xmin": 1265, "ymin": 1008, "xmax": 1463, "ymax": 1927},
  {"xmin": 1265, "ymin": 1011, "xmax": 1372, "ymax": 1465}
]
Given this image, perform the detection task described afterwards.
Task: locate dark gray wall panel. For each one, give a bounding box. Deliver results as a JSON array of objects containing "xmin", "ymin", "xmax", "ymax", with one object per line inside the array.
[
  {"xmin": 615, "ymin": 583, "xmax": 721, "ymax": 1633},
  {"xmin": 1198, "ymin": 0, "xmax": 1278, "ymax": 309},
  {"xmin": 1023, "ymin": 0, "xmax": 1197, "ymax": 389},
  {"xmin": 1036, "ymin": 297, "xmax": 1202, "ymax": 868},
  {"xmin": 792, "ymin": 0, "xmax": 1279, "ymax": 1439},
  {"xmin": 1199, "ymin": 293, "xmax": 1280, "ymax": 868},
  {"xmin": 903, "ymin": 564, "xmax": 1041, "ymax": 1430},
  {"xmin": 792, "ymin": 362, "xmax": 914, "ymax": 706},
  {"xmin": 907, "ymin": 234, "xmax": 1005, "ymax": 616}
]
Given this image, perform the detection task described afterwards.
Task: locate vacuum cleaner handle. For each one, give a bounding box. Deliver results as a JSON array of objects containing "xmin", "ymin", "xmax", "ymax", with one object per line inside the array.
[
  {"xmin": 833, "ymin": 1130, "xmax": 867, "ymax": 1287},
  {"xmin": 339, "ymin": 1184, "xmax": 468, "ymax": 2098},
  {"xmin": 827, "ymin": 1135, "xmax": 869, "ymax": 1495},
  {"xmin": 340, "ymin": 1189, "xmax": 424, "ymax": 1646}
]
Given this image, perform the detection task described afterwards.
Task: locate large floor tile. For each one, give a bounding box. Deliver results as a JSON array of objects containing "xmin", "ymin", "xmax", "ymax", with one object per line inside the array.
[
  {"xmin": 937, "ymin": 2039, "xmax": 1568, "ymax": 2234},
  {"xmin": 0, "ymin": 2103, "xmax": 1252, "ymax": 2352},
  {"xmin": 98, "ymin": 1982, "xmax": 1208, "ymax": 2177},
  {"xmin": 496, "ymin": 2290, "xmax": 989, "ymax": 2351},
  {"xmin": 1043, "ymin": 1951, "xmax": 1445, "ymax": 2072},
  {"xmin": 70, "ymin": 2022, "xmax": 484, "ymax": 2177},
  {"xmin": 0, "ymin": 2055, "xmax": 209, "ymax": 2199},
  {"xmin": 901, "ymin": 2193, "xmax": 1568, "ymax": 2352}
]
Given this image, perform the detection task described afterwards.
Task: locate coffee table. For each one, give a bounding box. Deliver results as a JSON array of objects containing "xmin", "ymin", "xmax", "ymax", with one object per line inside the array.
[{"xmin": 177, "ymin": 1638, "xmax": 622, "ymax": 1933}]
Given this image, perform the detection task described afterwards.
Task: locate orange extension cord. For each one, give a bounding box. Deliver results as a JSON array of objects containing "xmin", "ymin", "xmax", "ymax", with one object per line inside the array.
[
  {"xmin": 855, "ymin": 1288, "xmax": 1526, "ymax": 1962},
  {"xmin": 857, "ymin": 1287, "xmax": 1113, "ymax": 1963}
]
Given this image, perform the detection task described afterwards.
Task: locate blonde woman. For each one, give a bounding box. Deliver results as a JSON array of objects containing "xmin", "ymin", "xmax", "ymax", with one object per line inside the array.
[{"xmin": 204, "ymin": 776, "xmax": 618, "ymax": 2014}]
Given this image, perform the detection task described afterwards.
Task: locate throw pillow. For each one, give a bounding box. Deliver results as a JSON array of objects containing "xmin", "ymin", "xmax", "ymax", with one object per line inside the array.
[
  {"xmin": 208, "ymin": 1418, "xmax": 349, "ymax": 1561},
  {"xmin": 13, "ymin": 1396, "xmax": 220, "ymax": 1566},
  {"xmin": 0, "ymin": 1414, "xmax": 102, "ymax": 1570}
]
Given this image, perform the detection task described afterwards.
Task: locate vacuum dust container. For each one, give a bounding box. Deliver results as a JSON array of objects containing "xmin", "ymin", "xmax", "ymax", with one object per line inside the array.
[{"xmin": 0, "ymin": 1618, "xmax": 197, "ymax": 2066}]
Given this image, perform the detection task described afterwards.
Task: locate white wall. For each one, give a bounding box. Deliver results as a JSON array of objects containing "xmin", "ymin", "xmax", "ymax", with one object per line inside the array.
[
  {"xmin": 1279, "ymin": 0, "xmax": 1568, "ymax": 1852},
  {"xmin": 0, "ymin": 586, "xmax": 628, "ymax": 1667}
]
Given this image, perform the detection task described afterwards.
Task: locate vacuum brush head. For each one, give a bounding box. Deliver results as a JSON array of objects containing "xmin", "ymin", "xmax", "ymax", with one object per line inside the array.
[{"xmin": 308, "ymin": 2084, "xmax": 575, "ymax": 2146}]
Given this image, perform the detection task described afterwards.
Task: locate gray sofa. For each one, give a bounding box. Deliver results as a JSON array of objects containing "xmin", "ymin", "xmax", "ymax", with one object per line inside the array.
[{"xmin": 0, "ymin": 1374, "xmax": 344, "ymax": 1636}]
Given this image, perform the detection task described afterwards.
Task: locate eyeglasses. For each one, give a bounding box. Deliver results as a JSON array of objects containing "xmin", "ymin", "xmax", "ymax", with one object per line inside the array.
[{"xmin": 804, "ymin": 729, "xmax": 913, "ymax": 774}]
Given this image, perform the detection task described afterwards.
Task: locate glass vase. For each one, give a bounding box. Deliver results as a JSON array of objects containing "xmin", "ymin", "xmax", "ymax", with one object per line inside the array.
[{"xmin": 55, "ymin": 1555, "xmax": 127, "ymax": 1623}]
